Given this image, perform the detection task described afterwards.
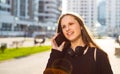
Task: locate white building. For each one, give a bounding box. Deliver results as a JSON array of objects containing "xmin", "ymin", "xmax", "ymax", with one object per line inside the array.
[
  {"xmin": 106, "ymin": 0, "xmax": 120, "ymax": 36},
  {"xmin": 64, "ymin": 0, "xmax": 97, "ymax": 34},
  {"xmin": 0, "ymin": 0, "xmax": 61, "ymax": 37},
  {"xmin": 35, "ymin": 0, "xmax": 61, "ymax": 23}
]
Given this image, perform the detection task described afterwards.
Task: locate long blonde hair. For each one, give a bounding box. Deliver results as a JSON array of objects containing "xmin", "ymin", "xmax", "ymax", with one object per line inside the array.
[{"xmin": 57, "ymin": 12, "xmax": 102, "ymax": 50}]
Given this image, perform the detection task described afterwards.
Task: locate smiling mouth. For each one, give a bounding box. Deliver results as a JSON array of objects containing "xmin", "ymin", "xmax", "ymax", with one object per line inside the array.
[{"xmin": 67, "ymin": 32, "xmax": 74, "ymax": 36}]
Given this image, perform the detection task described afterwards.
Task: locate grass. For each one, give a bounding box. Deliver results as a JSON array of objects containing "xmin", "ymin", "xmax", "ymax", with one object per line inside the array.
[{"xmin": 0, "ymin": 46, "xmax": 51, "ymax": 61}]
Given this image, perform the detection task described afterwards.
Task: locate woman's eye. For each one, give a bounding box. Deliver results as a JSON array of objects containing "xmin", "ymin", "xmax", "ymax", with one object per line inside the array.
[
  {"xmin": 69, "ymin": 23, "xmax": 74, "ymax": 25},
  {"xmin": 62, "ymin": 25, "xmax": 65, "ymax": 29}
]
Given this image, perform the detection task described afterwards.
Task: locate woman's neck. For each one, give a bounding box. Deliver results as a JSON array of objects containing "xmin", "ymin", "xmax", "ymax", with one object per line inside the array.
[{"xmin": 71, "ymin": 38, "xmax": 85, "ymax": 51}]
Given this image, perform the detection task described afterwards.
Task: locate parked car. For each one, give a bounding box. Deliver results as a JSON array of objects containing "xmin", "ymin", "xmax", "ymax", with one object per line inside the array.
[
  {"xmin": 116, "ymin": 35, "xmax": 120, "ymax": 45},
  {"xmin": 34, "ymin": 35, "xmax": 46, "ymax": 45}
]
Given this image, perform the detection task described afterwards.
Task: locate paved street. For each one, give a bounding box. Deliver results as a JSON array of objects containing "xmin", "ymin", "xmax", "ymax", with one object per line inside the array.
[
  {"xmin": 96, "ymin": 38, "xmax": 120, "ymax": 74},
  {"xmin": 0, "ymin": 51, "xmax": 51, "ymax": 74},
  {"xmin": 0, "ymin": 38, "xmax": 120, "ymax": 74}
]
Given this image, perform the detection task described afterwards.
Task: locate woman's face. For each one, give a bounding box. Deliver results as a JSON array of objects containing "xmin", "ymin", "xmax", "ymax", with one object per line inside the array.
[{"xmin": 60, "ymin": 15, "xmax": 82, "ymax": 42}]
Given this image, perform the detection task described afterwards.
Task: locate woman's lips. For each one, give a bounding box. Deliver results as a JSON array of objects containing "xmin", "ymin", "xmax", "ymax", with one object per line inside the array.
[{"xmin": 66, "ymin": 31, "xmax": 74, "ymax": 37}]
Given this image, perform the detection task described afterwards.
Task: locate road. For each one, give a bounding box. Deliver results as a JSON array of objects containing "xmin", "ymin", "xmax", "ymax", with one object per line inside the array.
[{"xmin": 0, "ymin": 38, "xmax": 120, "ymax": 74}]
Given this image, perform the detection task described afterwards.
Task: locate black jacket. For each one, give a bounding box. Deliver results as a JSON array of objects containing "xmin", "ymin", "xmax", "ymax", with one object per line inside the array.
[{"xmin": 44, "ymin": 47, "xmax": 113, "ymax": 74}]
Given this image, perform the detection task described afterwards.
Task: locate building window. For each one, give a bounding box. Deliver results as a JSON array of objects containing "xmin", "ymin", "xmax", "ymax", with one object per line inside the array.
[
  {"xmin": 6, "ymin": 0, "xmax": 10, "ymax": 4},
  {"xmin": 20, "ymin": 0, "xmax": 26, "ymax": 16},
  {"xmin": 1, "ymin": 23, "xmax": 12, "ymax": 31},
  {"xmin": 39, "ymin": 1, "xmax": 44, "ymax": 13},
  {"xmin": 38, "ymin": 16, "xmax": 44, "ymax": 22}
]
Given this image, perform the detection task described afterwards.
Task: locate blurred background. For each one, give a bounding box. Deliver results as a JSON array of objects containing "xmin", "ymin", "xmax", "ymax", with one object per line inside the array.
[
  {"xmin": 0, "ymin": 0, "xmax": 120, "ymax": 38},
  {"xmin": 0, "ymin": 0, "xmax": 120, "ymax": 74}
]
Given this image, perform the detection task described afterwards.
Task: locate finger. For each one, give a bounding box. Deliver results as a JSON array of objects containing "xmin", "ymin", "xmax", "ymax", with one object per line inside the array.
[
  {"xmin": 51, "ymin": 33, "xmax": 59, "ymax": 41},
  {"xmin": 61, "ymin": 41, "xmax": 65, "ymax": 47},
  {"xmin": 51, "ymin": 34, "xmax": 59, "ymax": 49},
  {"xmin": 58, "ymin": 41, "xmax": 65, "ymax": 51},
  {"xmin": 51, "ymin": 34, "xmax": 58, "ymax": 44},
  {"xmin": 52, "ymin": 39, "xmax": 58, "ymax": 47}
]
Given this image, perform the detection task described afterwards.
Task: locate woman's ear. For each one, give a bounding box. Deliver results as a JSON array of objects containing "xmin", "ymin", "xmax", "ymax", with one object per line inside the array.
[
  {"xmin": 80, "ymin": 27, "xmax": 83, "ymax": 32},
  {"xmin": 81, "ymin": 26, "xmax": 83, "ymax": 30}
]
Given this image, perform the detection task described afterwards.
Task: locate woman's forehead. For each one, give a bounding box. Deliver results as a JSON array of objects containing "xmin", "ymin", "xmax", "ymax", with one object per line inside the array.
[{"xmin": 61, "ymin": 15, "xmax": 76, "ymax": 22}]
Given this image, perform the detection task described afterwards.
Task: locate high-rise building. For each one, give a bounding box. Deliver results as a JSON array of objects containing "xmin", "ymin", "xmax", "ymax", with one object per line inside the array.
[
  {"xmin": 36, "ymin": 0, "xmax": 61, "ymax": 23},
  {"xmin": 0, "ymin": 0, "xmax": 14, "ymax": 36},
  {"xmin": 65, "ymin": 0, "xmax": 97, "ymax": 31},
  {"xmin": 0, "ymin": 0, "xmax": 61, "ymax": 37},
  {"xmin": 98, "ymin": 0, "xmax": 106, "ymax": 26},
  {"xmin": 12, "ymin": 0, "xmax": 29, "ymax": 19},
  {"xmin": 106, "ymin": 0, "xmax": 120, "ymax": 36}
]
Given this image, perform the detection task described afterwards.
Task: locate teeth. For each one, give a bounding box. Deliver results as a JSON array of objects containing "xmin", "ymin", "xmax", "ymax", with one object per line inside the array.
[
  {"xmin": 68, "ymin": 33, "xmax": 71, "ymax": 35},
  {"xmin": 67, "ymin": 32, "xmax": 73, "ymax": 35}
]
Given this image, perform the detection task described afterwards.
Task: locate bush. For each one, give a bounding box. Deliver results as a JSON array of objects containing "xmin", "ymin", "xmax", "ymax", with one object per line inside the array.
[{"xmin": 0, "ymin": 43, "xmax": 7, "ymax": 53}]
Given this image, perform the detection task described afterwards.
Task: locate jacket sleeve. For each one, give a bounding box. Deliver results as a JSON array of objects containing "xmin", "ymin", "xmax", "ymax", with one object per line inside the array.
[
  {"xmin": 96, "ymin": 49, "xmax": 113, "ymax": 74},
  {"xmin": 45, "ymin": 49, "xmax": 64, "ymax": 68}
]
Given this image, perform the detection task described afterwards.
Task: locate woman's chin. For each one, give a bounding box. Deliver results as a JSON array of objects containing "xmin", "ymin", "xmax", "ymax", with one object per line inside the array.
[{"xmin": 67, "ymin": 38, "xmax": 74, "ymax": 42}]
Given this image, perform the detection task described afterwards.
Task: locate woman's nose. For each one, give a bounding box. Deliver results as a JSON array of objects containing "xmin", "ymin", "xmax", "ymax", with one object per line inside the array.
[{"xmin": 65, "ymin": 26, "xmax": 70, "ymax": 31}]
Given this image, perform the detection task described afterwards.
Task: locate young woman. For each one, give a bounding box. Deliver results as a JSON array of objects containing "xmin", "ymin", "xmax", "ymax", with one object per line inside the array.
[{"xmin": 44, "ymin": 12, "xmax": 113, "ymax": 74}]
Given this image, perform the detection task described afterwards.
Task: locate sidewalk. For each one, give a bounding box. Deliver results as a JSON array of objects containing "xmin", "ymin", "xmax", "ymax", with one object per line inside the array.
[
  {"xmin": 96, "ymin": 38, "xmax": 120, "ymax": 74},
  {"xmin": 0, "ymin": 38, "xmax": 120, "ymax": 74},
  {"xmin": 0, "ymin": 51, "xmax": 51, "ymax": 74}
]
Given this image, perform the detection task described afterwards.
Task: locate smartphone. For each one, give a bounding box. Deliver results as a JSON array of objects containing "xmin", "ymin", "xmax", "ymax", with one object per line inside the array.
[{"xmin": 55, "ymin": 33, "xmax": 66, "ymax": 46}]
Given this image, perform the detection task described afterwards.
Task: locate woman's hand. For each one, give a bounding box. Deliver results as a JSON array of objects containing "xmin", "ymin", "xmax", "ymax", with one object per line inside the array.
[{"xmin": 51, "ymin": 33, "xmax": 65, "ymax": 52}]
